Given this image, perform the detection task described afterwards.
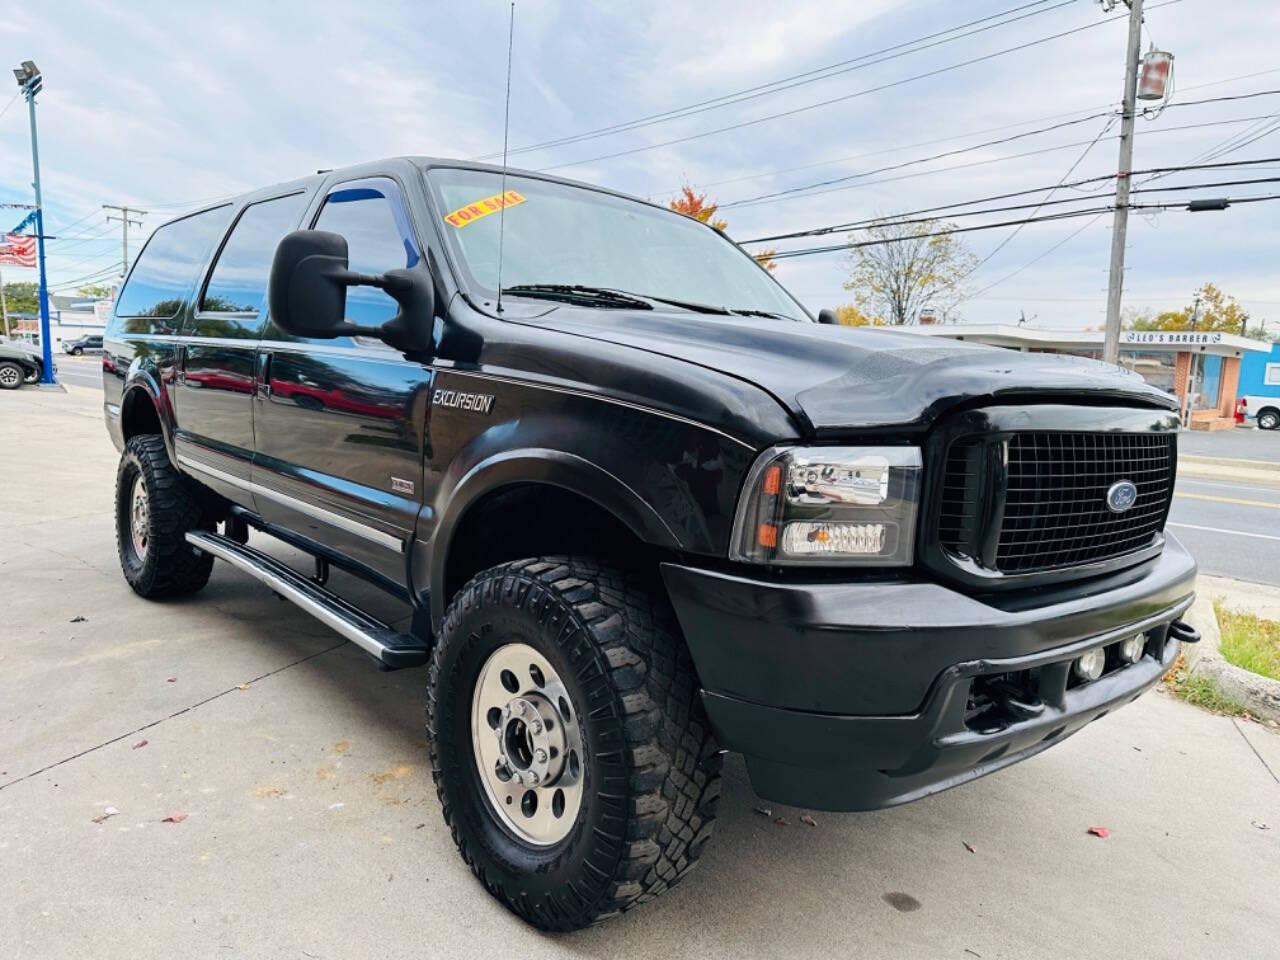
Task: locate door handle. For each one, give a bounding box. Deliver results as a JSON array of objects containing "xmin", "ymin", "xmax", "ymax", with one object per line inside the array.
[{"xmin": 258, "ymin": 352, "xmax": 272, "ymax": 399}]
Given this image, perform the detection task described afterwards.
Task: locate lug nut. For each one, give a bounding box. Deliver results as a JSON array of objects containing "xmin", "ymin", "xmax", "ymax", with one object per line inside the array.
[
  {"xmin": 527, "ymin": 771, "xmax": 539, "ymax": 785},
  {"xmin": 513, "ymin": 772, "xmax": 523, "ymax": 785},
  {"xmin": 529, "ymin": 720, "xmax": 543, "ymax": 734},
  {"xmin": 516, "ymin": 701, "xmax": 526, "ymax": 715},
  {"xmin": 534, "ymin": 748, "xmax": 547, "ymax": 763}
]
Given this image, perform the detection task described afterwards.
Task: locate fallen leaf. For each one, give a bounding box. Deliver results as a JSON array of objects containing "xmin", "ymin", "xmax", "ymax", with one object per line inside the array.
[
  {"xmin": 166, "ymin": 677, "xmax": 178, "ymax": 683},
  {"xmin": 753, "ymin": 806, "xmax": 772, "ymax": 818},
  {"xmin": 236, "ymin": 683, "xmax": 251, "ymax": 691},
  {"xmin": 132, "ymin": 739, "xmax": 148, "ymax": 749},
  {"xmin": 962, "ymin": 840, "xmax": 976, "ymax": 854},
  {"xmin": 1132, "ymin": 746, "xmax": 1142, "ymax": 752},
  {"xmin": 162, "ymin": 812, "xmax": 188, "ymax": 823},
  {"xmin": 415, "ymin": 823, "xmax": 426, "ymax": 829},
  {"xmin": 800, "ymin": 814, "xmax": 817, "ymax": 827},
  {"xmin": 1253, "ymin": 820, "xmax": 1271, "ymax": 831},
  {"xmin": 1087, "ymin": 826, "xmax": 1110, "ymax": 838},
  {"xmin": 69, "ymin": 615, "xmax": 87, "ymax": 623},
  {"xmin": 773, "ymin": 816, "xmax": 790, "ymax": 826},
  {"xmin": 91, "ymin": 806, "xmax": 119, "ymax": 824}
]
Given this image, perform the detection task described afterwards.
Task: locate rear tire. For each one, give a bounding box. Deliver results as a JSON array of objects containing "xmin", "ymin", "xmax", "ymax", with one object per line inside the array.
[
  {"xmin": 0, "ymin": 361, "xmax": 23, "ymax": 390},
  {"xmin": 427, "ymin": 557, "xmax": 721, "ymax": 931},
  {"xmin": 115, "ymin": 434, "xmax": 215, "ymax": 598},
  {"xmin": 1259, "ymin": 408, "xmax": 1280, "ymax": 431}
]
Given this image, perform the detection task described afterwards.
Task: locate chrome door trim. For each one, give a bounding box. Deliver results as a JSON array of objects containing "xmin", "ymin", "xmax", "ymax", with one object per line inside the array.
[{"xmin": 177, "ymin": 453, "xmax": 404, "ymax": 552}]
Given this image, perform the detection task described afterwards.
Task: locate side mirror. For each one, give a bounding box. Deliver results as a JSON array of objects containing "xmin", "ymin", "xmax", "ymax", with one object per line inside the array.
[
  {"xmin": 267, "ymin": 229, "xmax": 435, "ymax": 356},
  {"xmin": 817, "ymin": 308, "xmax": 840, "ymax": 325}
]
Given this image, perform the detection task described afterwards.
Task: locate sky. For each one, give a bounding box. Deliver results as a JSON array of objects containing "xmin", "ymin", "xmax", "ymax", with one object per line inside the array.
[{"xmin": 2, "ymin": 0, "xmax": 1279, "ymax": 330}]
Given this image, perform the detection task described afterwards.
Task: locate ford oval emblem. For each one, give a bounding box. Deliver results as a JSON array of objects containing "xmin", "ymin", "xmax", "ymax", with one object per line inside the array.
[{"xmin": 1106, "ymin": 480, "xmax": 1139, "ymax": 513}]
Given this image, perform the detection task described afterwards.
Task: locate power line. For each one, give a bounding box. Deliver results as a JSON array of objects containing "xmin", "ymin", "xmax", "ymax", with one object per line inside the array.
[
  {"xmin": 536, "ymin": 2, "xmax": 1184, "ymax": 173},
  {"xmin": 724, "ymin": 114, "xmax": 1280, "ymax": 212},
  {"xmin": 970, "ymin": 114, "xmax": 1118, "ymax": 271},
  {"xmin": 747, "ymin": 154, "xmax": 1280, "ymax": 244},
  {"xmin": 766, "ymin": 191, "xmax": 1280, "ymax": 260},
  {"xmin": 478, "ymin": 0, "xmax": 1074, "ymax": 161}
]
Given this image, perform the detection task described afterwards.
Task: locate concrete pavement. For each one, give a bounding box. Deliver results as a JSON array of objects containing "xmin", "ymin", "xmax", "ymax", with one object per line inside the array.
[{"xmin": 2, "ymin": 386, "xmax": 1278, "ymax": 960}]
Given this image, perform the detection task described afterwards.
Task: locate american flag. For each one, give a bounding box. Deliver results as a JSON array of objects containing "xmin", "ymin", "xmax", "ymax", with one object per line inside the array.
[{"xmin": 0, "ymin": 233, "xmax": 37, "ymax": 268}]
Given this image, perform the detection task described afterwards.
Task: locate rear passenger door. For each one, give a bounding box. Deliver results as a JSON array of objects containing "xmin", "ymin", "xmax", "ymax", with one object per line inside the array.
[
  {"xmin": 173, "ymin": 191, "xmax": 310, "ymax": 490},
  {"xmin": 252, "ymin": 176, "xmax": 434, "ymax": 582}
]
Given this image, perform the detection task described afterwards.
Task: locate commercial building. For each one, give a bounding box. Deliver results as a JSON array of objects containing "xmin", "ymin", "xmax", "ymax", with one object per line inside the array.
[{"xmin": 905, "ymin": 324, "xmax": 1272, "ymax": 429}]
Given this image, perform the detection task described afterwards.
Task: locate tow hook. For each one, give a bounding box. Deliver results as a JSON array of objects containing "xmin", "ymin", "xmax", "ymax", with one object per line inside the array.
[
  {"xmin": 1169, "ymin": 619, "xmax": 1200, "ymax": 644},
  {"xmin": 986, "ymin": 679, "xmax": 1045, "ymax": 721}
]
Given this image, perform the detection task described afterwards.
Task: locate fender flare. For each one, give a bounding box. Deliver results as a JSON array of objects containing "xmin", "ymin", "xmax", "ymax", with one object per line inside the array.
[
  {"xmin": 120, "ymin": 368, "xmax": 176, "ymax": 457},
  {"xmin": 423, "ymin": 448, "xmax": 682, "ymax": 627}
]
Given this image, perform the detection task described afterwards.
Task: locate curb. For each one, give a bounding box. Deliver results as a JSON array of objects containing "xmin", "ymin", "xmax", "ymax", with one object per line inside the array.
[
  {"xmin": 1177, "ymin": 458, "xmax": 1280, "ymax": 489},
  {"xmin": 1183, "ymin": 592, "xmax": 1280, "ymax": 724}
]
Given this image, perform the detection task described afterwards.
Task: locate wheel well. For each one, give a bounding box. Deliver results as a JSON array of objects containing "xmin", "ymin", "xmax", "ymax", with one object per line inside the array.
[
  {"xmin": 121, "ymin": 388, "xmax": 162, "ymax": 441},
  {"xmin": 443, "ymin": 484, "xmax": 661, "ymax": 604},
  {"xmin": 1258, "ymin": 405, "xmax": 1280, "ymax": 417}
]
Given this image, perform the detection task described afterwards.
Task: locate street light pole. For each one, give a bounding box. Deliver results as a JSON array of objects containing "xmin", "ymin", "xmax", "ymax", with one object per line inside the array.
[
  {"xmin": 1102, "ymin": 0, "xmax": 1144, "ymax": 365},
  {"xmin": 14, "ymin": 60, "xmax": 55, "ymax": 385}
]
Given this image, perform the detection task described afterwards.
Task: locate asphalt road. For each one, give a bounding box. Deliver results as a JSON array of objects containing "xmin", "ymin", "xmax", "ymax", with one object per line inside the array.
[
  {"xmin": 1170, "ymin": 475, "xmax": 1280, "ymax": 586},
  {"xmin": 51, "ymin": 354, "xmax": 105, "ymax": 389}
]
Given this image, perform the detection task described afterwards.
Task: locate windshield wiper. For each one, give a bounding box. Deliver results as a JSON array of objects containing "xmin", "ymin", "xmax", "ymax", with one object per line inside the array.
[
  {"xmin": 501, "ymin": 284, "xmax": 653, "ymax": 310},
  {"xmin": 728, "ymin": 307, "xmax": 796, "ymax": 321},
  {"xmin": 502, "ymin": 284, "xmax": 740, "ymax": 316}
]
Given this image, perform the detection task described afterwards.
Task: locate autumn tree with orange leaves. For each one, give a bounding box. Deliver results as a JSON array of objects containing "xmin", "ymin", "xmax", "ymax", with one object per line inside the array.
[{"xmin": 668, "ymin": 184, "xmax": 777, "ymax": 272}]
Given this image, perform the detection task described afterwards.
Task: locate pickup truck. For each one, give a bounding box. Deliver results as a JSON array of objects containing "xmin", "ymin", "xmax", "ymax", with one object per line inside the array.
[{"xmin": 102, "ymin": 157, "xmax": 1199, "ymax": 931}]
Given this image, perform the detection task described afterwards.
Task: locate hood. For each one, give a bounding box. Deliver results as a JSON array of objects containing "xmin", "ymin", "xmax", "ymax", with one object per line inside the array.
[{"xmin": 525, "ymin": 308, "xmax": 1175, "ymax": 437}]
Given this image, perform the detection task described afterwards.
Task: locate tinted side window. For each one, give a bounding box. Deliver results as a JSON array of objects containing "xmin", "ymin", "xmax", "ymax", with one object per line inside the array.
[
  {"xmin": 114, "ymin": 206, "xmax": 233, "ymax": 326},
  {"xmin": 200, "ymin": 192, "xmax": 309, "ymax": 315},
  {"xmin": 312, "ymin": 183, "xmax": 418, "ymax": 328}
]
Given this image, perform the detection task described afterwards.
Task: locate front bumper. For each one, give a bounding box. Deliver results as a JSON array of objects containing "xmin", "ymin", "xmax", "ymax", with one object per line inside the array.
[{"xmin": 660, "ymin": 534, "xmax": 1197, "ymax": 811}]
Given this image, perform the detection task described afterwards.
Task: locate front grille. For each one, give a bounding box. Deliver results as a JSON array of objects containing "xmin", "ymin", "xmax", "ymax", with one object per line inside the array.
[{"xmin": 935, "ymin": 428, "xmax": 1176, "ymax": 577}]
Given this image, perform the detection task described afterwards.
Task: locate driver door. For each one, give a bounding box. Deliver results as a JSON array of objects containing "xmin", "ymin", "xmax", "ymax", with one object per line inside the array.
[{"xmin": 251, "ymin": 176, "xmax": 434, "ymax": 581}]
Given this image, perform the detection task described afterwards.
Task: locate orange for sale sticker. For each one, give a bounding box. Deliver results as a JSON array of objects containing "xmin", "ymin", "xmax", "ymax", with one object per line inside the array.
[{"xmin": 444, "ymin": 190, "xmax": 526, "ymax": 228}]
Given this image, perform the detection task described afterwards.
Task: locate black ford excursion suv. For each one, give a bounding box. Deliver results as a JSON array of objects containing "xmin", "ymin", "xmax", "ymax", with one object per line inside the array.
[{"xmin": 103, "ymin": 158, "xmax": 1199, "ymax": 930}]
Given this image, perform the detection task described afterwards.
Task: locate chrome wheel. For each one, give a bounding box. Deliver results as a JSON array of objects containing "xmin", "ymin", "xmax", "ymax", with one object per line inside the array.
[
  {"xmin": 0, "ymin": 365, "xmax": 21, "ymax": 388},
  {"xmin": 129, "ymin": 473, "xmax": 150, "ymax": 560},
  {"xmin": 471, "ymin": 642, "xmax": 584, "ymax": 846},
  {"xmin": 1260, "ymin": 411, "xmax": 1279, "ymax": 431}
]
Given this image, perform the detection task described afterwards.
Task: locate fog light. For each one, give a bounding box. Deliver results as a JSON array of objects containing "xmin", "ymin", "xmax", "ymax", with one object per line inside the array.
[
  {"xmin": 1073, "ymin": 648, "xmax": 1106, "ymax": 682},
  {"xmin": 1118, "ymin": 634, "xmax": 1146, "ymax": 664}
]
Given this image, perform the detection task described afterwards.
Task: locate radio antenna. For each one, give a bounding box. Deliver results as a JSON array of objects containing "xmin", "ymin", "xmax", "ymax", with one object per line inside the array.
[{"xmin": 495, "ymin": 2, "xmax": 515, "ymax": 314}]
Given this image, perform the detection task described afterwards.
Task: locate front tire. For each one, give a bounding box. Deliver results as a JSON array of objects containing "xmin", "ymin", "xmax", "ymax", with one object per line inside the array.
[
  {"xmin": 115, "ymin": 435, "xmax": 215, "ymax": 598},
  {"xmin": 427, "ymin": 557, "xmax": 721, "ymax": 931},
  {"xmin": 72, "ymin": 347, "xmax": 83, "ymax": 356},
  {"xmin": 0, "ymin": 361, "xmax": 23, "ymax": 390}
]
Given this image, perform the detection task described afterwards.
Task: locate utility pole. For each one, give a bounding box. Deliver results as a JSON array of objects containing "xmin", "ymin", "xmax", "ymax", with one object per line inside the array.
[
  {"xmin": 1101, "ymin": 0, "xmax": 1144, "ymax": 365},
  {"xmin": 13, "ymin": 60, "xmax": 54, "ymax": 384},
  {"xmin": 102, "ymin": 204, "xmax": 146, "ymax": 280}
]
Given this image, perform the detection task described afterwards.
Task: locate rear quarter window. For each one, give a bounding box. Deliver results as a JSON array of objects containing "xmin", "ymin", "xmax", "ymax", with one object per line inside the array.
[{"xmin": 113, "ymin": 205, "xmax": 234, "ymax": 333}]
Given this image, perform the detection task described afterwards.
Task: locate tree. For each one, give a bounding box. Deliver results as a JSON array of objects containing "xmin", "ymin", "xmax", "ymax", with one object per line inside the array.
[
  {"xmin": 832, "ymin": 303, "xmax": 884, "ymax": 326},
  {"xmin": 1130, "ymin": 283, "xmax": 1249, "ymax": 334},
  {"xmin": 1, "ymin": 282, "xmax": 40, "ymax": 316},
  {"xmin": 77, "ymin": 284, "xmax": 115, "ymax": 299},
  {"xmin": 668, "ymin": 183, "xmax": 777, "ymax": 272},
  {"xmin": 843, "ymin": 218, "xmax": 977, "ymax": 325}
]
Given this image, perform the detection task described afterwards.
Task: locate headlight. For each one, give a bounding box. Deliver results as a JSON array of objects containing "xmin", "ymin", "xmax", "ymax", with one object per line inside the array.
[{"xmin": 730, "ymin": 445, "xmax": 922, "ymax": 566}]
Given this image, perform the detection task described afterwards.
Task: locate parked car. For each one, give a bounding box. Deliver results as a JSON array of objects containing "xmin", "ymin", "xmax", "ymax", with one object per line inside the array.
[
  {"xmin": 1240, "ymin": 395, "xmax": 1280, "ymax": 430},
  {"xmin": 102, "ymin": 157, "xmax": 1199, "ymax": 931},
  {"xmin": 0, "ymin": 341, "xmax": 48, "ymax": 389},
  {"xmin": 63, "ymin": 334, "xmax": 103, "ymax": 356}
]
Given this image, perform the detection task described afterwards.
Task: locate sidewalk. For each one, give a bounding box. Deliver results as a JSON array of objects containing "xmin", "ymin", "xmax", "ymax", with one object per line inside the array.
[
  {"xmin": 1179, "ymin": 453, "xmax": 1280, "ymax": 487},
  {"xmin": 2, "ymin": 388, "xmax": 1278, "ymax": 960}
]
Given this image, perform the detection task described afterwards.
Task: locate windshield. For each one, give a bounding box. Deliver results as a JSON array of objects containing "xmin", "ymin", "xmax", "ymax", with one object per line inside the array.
[{"xmin": 424, "ymin": 167, "xmax": 808, "ymax": 321}]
